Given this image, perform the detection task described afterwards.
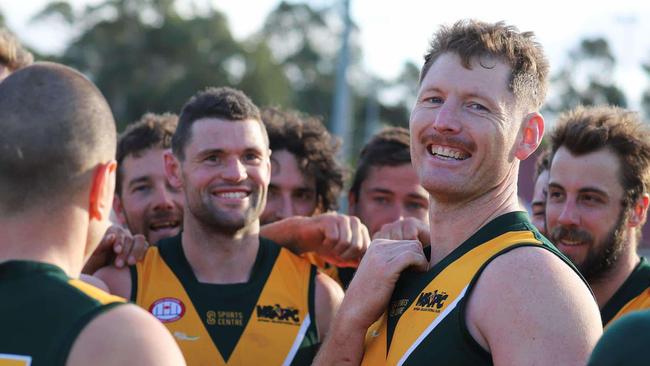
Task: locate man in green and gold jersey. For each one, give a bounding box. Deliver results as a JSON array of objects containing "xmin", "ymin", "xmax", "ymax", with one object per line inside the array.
[
  {"xmin": 315, "ymin": 19, "xmax": 602, "ymax": 365},
  {"xmin": 0, "ymin": 63, "xmax": 184, "ymax": 365},
  {"xmin": 96, "ymin": 87, "xmax": 344, "ymax": 366},
  {"xmin": 546, "ymin": 106, "xmax": 650, "ymax": 327}
]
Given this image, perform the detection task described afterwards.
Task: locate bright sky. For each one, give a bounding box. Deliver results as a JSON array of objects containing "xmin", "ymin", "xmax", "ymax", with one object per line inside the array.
[{"xmin": 2, "ymin": 0, "xmax": 650, "ymax": 111}]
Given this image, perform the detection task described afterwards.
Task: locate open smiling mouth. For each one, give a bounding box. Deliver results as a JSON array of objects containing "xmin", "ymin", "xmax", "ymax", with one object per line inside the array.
[
  {"xmin": 150, "ymin": 220, "xmax": 181, "ymax": 231},
  {"xmin": 214, "ymin": 192, "xmax": 249, "ymax": 199},
  {"xmin": 427, "ymin": 145, "xmax": 471, "ymax": 161}
]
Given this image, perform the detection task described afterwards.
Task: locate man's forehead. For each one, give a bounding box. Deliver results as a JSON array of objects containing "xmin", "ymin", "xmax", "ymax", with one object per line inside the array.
[
  {"xmin": 363, "ymin": 164, "xmax": 425, "ymax": 193},
  {"xmin": 549, "ymin": 146, "xmax": 623, "ymax": 192},
  {"xmin": 123, "ymin": 148, "xmax": 168, "ymax": 174},
  {"xmin": 188, "ymin": 118, "xmax": 268, "ymax": 149}
]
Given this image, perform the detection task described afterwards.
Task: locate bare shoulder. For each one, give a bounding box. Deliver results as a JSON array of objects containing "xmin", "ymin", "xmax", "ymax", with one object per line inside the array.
[
  {"xmin": 466, "ymin": 246, "xmax": 602, "ymax": 365},
  {"xmin": 314, "ymin": 271, "xmax": 344, "ymax": 339},
  {"xmin": 93, "ymin": 265, "xmax": 132, "ymax": 299},
  {"xmin": 66, "ymin": 304, "xmax": 186, "ymax": 366}
]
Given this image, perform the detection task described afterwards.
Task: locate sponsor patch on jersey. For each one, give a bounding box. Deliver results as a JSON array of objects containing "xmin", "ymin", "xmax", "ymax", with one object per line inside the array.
[
  {"xmin": 255, "ymin": 303, "xmax": 300, "ymax": 325},
  {"xmin": 149, "ymin": 297, "xmax": 185, "ymax": 323},
  {"xmin": 413, "ymin": 289, "xmax": 448, "ymax": 313}
]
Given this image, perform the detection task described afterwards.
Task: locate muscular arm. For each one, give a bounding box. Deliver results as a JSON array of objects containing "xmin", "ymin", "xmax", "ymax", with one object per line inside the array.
[
  {"xmin": 466, "ymin": 247, "xmax": 602, "ymax": 366},
  {"xmin": 66, "ymin": 304, "xmax": 185, "ymax": 366},
  {"xmin": 261, "ymin": 213, "xmax": 370, "ymax": 267}
]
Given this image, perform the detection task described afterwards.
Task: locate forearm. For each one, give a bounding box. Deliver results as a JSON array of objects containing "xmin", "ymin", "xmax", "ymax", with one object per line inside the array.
[
  {"xmin": 314, "ymin": 308, "xmax": 368, "ymax": 366},
  {"xmin": 260, "ymin": 216, "xmax": 313, "ymax": 254}
]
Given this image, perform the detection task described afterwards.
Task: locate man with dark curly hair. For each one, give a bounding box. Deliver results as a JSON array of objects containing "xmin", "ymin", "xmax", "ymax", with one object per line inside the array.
[
  {"xmin": 260, "ymin": 107, "xmax": 344, "ymax": 224},
  {"xmin": 0, "ymin": 27, "xmax": 33, "ymax": 81},
  {"xmin": 259, "ymin": 107, "xmax": 368, "ymax": 285}
]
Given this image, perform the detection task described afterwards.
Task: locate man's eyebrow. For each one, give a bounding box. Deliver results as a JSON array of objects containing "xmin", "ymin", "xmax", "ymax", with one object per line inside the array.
[{"xmin": 127, "ymin": 176, "xmax": 150, "ymax": 188}]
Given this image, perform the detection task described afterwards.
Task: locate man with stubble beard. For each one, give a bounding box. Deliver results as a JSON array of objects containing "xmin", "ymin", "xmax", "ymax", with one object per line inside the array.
[
  {"xmin": 96, "ymin": 87, "xmax": 343, "ymax": 365},
  {"xmin": 546, "ymin": 105, "xmax": 650, "ymax": 326}
]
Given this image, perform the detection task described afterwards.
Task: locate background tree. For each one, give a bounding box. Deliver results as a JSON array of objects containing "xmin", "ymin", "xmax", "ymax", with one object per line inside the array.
[
  {"xmin": 34, "ymin": 0, "xmax": 291, "ymax": 130},
  {"xmin": 642, "ymin": 61, "xmax": 650, "ymax": 120},
  {"xmin": 545, "ymin": 37, "xmax": 627, "ymax": 116}
]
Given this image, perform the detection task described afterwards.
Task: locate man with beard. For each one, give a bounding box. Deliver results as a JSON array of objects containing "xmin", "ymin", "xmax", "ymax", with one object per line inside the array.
[
  {"xmin": 314, "ymin": 20, "xmax": 601, "ymax": 365},
  {"xmin": 96, "ymin": 87, "xmax": 343, "ymax": 365},
  {"xmin": 546, "ymin": 105, "xmax": 650, "ymax": 326},
  {"xmin": 86, "ymin": 110, "xmax": 366, "ymax": 275},
  {"xmin": 113, "ymin": 113, "xmax": 184, "ymax": 246}
]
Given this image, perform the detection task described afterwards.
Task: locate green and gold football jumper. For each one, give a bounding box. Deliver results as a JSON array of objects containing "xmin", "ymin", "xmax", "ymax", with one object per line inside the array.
[
  {"xmin": 131, "ymin": 235, "xmax": 319, "ymax": 366},
  {"xmin": 600, "ymin": 257, "xmax": 650, "ymax": 327},
  {"xmin": 0, "ymin": 260, "xmax": 125, "ymax": 366},
  {"xmin": 361, "ymin": 212, "xmax": 587, "ymax": 366}
]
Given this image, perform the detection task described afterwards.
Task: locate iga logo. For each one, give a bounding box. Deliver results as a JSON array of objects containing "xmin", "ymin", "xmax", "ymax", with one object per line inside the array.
[{"xmin": 149, "ymin": 297, "xmax": 186, "ymax": 323}]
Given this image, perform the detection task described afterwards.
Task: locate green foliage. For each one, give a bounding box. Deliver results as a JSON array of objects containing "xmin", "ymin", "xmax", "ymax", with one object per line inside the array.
[
  {"xmin": 36, "ymin": 0, "xmax": 291, "ymax": 131},
  {"xmin": 30, "ymin": 0, "xmax": 411, "ymax": 145},
  {"xmin": 545, "ymin": 37, "xmax": 627, "ymax": 115}
]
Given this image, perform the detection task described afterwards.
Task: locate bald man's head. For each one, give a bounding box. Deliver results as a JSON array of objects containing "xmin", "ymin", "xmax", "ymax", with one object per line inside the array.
[{"xmin": 0, "ymin": 62, "xmax": 116, "ymax": 213}]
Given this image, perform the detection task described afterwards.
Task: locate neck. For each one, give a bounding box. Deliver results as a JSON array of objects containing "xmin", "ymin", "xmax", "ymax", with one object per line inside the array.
[
  {"xmin": 0, "ymin": 205, "xmax": 88, "ymax": 278},
  {"xmin": 590, "ymin": 235, "xmax": 640, "ymax": 309},
  {"xmin": 428, "ymin": 172, "xmax": 521, "ymax": 266},
  {"xmin": 181, "ymin": 213, "xmax": 261, "ymax": 284}
]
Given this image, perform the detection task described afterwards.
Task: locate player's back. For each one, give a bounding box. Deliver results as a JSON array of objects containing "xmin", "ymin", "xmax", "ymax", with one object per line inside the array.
[{"xmin": 0, "ymin": 260, "xmax": 125, "ymax": 366}]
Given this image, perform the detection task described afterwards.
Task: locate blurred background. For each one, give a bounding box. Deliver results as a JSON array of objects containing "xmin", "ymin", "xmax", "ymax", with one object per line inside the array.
[{"xmin": 2, "ymin": 0, "xmax": 650, "ymax": 245}]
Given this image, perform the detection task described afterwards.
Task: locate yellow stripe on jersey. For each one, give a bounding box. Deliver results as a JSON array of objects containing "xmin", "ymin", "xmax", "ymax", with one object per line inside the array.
[
  {"xmin": 362, "ymin": 230, "xmax": 542, "ymax": 366},
  {"xmin": 608, "ymin": 289, "xmax": 650, "ymax": 327},
  {"xmin": 135, "ymin": 246, "xmax": 312, "ymax": 365},
  {"xmin": 0, "ymin": 353, "xmax": 31, "ymax": 366},
  {"xmin": 68, "ymin": 279, "xmax": 126, "ymax": 305}
]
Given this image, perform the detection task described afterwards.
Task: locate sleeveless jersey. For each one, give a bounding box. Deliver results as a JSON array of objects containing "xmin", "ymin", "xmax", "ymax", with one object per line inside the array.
[
  {"xmin": 601, "ymin": 256, "xmax": 650, "ymax": 326},
  {"xmin": 0, "ymin": 260, "xmax": 125, "ymax": 366},
  {"xmin": 361, "ymin": 212, "xmax": 586, "ymax": 366},
  {"xmin": 132, "ymin": 235, "xmax": 319, "ymax": 366}
]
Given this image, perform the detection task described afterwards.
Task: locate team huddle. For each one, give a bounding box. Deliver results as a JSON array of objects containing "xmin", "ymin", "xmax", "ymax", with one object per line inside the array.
[{"xmin": 1, "ymin": 19, "xmax": 649, "ymax": 366}]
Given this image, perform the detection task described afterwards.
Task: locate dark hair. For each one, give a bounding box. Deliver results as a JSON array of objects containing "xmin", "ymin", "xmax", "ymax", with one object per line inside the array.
[
  {"xmin": 262, "ymin": 107, "xmax": 344, "ymax": 211},
  {"xmin": 350, "ymin": 127, "xmax": 411, "ymax": 199},
  {"xmin": 0, "ymin": 27, "xmax": 33, "ymax": 71},
  {"xmin": 0, "ymin": 62, "xmax": 115, "ymax": 212},
  {"xmin": 421, "ymin": 19, "xmax": 549, "ymax": 110},
  {"xmin": 551, "ymin": 105, "xmax": 650, "ymax": 208},
  {"xmin": 116, "ymin": 112, "xmax": 178, "ymax": 195},
  {"xmin": 172, "ymin": 87, "xmax": 265, "ymax": 160},
  {"xmin": 534, "ymin": 149, "xmax": 551, "ymax": 181}
]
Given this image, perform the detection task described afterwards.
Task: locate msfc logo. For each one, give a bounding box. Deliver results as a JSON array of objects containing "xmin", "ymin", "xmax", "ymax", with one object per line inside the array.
[
  {"xmin": 256, "ymin": 304, "xmax": 300, "ymax": 325},
  {"xmin": 414, "ymin": 290, "xmax": 448, "ymax": 312}
]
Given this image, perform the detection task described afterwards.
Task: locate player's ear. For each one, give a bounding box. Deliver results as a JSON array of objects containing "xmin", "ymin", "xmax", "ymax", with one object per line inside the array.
[
  {"xmin": 348, "ymin": 191, "xmax": 358, "ymax": 216},
  {"xmin": 164, "ymin": 151, "xmax": 183, "ymax": 190},
  {"xmin": 515, "ymin": 112, "xmax": 544, "ymax": 161},
  {"xmin": 113, "ymin": 195, "xmax": 127, "ymax": 226},
  {"xmin": 628, "ymin": 193, "xmax": 650, "ymax": 228},
  {"xmin": 89, "ymin": 161, "xmax": 117, "ymax": 221}
]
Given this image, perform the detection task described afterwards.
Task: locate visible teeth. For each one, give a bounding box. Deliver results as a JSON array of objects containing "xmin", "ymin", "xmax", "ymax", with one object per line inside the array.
[
  {"xmin": 151, "ymin": 221, "xmax": 178, "ymax": 230},
  {"xmin": 561, "ymin": 239, "xmax": 581, "ymax": 246},
  {"xmin": 217, "ymin": 192, "xmax": 246, "ymax": 199},
  {"xmin": 430, "ymin": 146, "xmax": 467, "ymax": 160}
]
